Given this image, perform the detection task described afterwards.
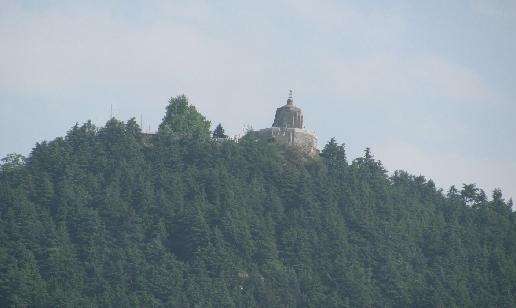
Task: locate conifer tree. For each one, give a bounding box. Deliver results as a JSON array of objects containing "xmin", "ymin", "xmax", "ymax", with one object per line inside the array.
[
  {"xmin": 1, "ymin": 96, "xmax": 515, "ymax": 307},
  {"xmin": 213, "ymin": 123, "xmax": 227, "ymax": 139},
  {"xmin": 320, "ymin": 137, "xmax": 347, "ymax": 172}
]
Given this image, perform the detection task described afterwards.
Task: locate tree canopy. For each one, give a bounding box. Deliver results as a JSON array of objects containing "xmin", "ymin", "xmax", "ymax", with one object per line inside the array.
[
  {"xmin": 212, "ymin": 123, "xmax": 227, "ymax": 139},
  {"xmin": 159, "ymin": 95, "xmax": 211, "ymax": 140},
  {"xmin": 0, "ymin": 95, "xmax": 515, "ymax": 307}
]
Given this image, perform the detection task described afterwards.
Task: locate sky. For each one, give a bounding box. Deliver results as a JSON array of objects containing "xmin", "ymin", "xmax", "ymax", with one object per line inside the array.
[{"xmin": 1, "ymin": 0, "xmax": 515, "ymax": 203}]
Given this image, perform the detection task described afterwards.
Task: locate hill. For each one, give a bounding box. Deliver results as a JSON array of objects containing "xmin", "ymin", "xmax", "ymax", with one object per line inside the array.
[{"xmin": 1, "ymin": 95, "xmax": 515, "ymax": 307}]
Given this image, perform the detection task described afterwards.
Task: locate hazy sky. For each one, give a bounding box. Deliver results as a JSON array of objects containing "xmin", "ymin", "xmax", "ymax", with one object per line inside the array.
[{"xmin": 1, "ymin": 0, "xmax": 515, "ymax": 203}]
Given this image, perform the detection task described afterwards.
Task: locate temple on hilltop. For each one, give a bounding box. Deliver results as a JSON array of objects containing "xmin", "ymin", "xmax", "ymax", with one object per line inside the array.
[{"xmin": 256, "ymin": 90, "xmax": 318, "ymax": 155}]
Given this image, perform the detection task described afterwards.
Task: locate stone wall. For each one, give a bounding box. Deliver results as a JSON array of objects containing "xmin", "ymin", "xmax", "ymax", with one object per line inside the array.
[
  {"xmin": 256, "ymin": 127, "xmax": 318, "ymax": 156},
  {"xmin": 272, "ymin": 106, "xmax": 303, "ymax": 129}
]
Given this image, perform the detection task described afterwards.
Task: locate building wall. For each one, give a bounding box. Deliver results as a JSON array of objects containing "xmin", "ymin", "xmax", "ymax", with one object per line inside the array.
[
  {"xmin": 256, "ymin": 127, "xmax": 318, "ymax": 155},
  {"xmin": 272, "ymin": 107, "xmax": 303, "ymax": 129}
]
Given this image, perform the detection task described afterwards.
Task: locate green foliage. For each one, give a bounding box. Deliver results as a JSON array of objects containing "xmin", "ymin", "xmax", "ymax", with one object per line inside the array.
[
  {"xmin": 0, "ymin": 153, "xmax": 26, "ymax": 172},
  {"xmin": 159, "ymin": 95, "xmax": 211, "ymax": 140},
  {"xmin": 213, "ymin": 123, "xmax": 227, "ymax": 139},
  {"xmin": 1, "ymin": 98, "xmax": 515, "ymax": 307},
  {"xmin": 320, "ymin": 137, "xmax": 347, "ymax": 173}
]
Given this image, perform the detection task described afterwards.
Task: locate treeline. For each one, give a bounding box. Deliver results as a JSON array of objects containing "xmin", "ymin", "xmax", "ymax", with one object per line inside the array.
[{"xmin": 0, "ymin": 95, "xmax": 515, "ymax": 307}]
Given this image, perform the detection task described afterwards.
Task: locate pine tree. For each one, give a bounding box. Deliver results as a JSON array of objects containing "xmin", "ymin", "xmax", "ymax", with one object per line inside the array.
[
  {"xmin": 1, "ymin": 95, "xmax": 515, "ymax": 307},
  {"xmin": 213, "ymin": 123, "xmax": 228, "ymax": 139}
]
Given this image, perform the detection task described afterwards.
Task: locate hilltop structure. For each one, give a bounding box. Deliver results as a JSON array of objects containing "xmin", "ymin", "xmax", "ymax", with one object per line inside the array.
[{"xmin": 256, "ymin": 91, "xmax": 318, "ymax": 155}]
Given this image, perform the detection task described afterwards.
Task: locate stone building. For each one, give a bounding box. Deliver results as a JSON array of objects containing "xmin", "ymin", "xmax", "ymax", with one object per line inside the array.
[{"xmin": 256, "ymin": 91, "xmax": 318, "ymax": 155}]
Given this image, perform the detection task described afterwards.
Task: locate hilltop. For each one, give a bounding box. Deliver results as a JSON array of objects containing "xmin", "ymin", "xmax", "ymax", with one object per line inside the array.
[{"xmin": 0, "ymin": 95, "xmax": 515, "ymax": 307}]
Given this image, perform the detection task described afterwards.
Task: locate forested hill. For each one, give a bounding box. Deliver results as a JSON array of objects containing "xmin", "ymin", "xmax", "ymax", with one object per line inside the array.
[{"xmin": 1, "ymin": 95, "xmax": 515, "ymax": 307}]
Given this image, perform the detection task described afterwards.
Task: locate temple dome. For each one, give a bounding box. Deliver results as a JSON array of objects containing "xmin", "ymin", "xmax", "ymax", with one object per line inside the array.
[
  {"xmin": 255, "ymin": 90, "xmax": 318, "ymax": 156},
  {"xmin": 272, "ymin": 91, "xmax": 304, "ymax": 129}
]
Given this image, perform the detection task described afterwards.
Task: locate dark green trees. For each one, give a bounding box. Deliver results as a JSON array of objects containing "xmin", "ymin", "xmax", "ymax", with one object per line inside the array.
[
  {"xmin": 213, "ymin": 123, "xmax": 227, "ymax": 139},
  {"xmin": 159, "ymin": 95, "xmax": 211, "ymax": 140},
  {"xmin": 0, "ymin": 153, "xmax": 26, "ymax": 172},
  {"xmin": 0, "ymin": 95, "xmax": 515, "ymax": 307},
  {"xmin": 320, "ymin": 137, "xmax": 347, "ymax": 172}
]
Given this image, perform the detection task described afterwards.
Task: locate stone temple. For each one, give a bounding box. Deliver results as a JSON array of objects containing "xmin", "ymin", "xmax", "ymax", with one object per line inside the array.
[{"xmin": 256, "ymin": 91, "xmax": 318, "ymax": 155}]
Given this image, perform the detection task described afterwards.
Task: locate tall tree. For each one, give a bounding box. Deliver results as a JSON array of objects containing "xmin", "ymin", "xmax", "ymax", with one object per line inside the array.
[
  {"xmin": 461, "ymin": 183, "xmax": 479, "ymax": 206},
  {"xmin": 159, "ymin": 95, "xmax": 211, "ymax": 140},
  {"xmin": 212, "ymin": 123, "xmax": 227, "ymax": 139},
  {"xmin": 320, "ymin": 137, "xmax": 347, "ymax": 172}
]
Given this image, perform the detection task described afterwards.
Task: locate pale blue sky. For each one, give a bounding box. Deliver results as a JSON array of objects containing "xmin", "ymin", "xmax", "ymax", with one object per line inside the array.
[{"xmin": 1, "ymin": 0, "xmax": 515, "ymax": 203}]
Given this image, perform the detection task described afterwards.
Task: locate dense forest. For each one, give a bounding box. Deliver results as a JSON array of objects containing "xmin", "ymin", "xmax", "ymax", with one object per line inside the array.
[{"xmin": 1, "ymin": 95, "xmax": 515, "ymax": 307}]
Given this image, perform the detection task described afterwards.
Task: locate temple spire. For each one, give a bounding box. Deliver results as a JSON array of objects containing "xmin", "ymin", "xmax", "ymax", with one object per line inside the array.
[{"xmin": 287, "ymin": 89, "xmax": 293, "ymax": 105}]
